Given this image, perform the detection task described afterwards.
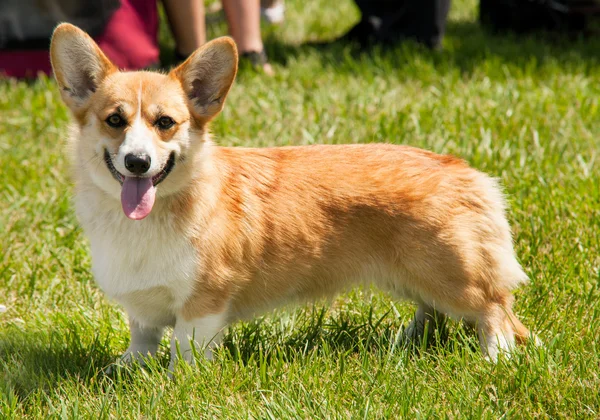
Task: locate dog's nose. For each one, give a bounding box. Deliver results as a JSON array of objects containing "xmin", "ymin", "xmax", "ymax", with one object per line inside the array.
[{"xmin": 124, "ymin": 154, "xmax": 151, "ymax": 175}]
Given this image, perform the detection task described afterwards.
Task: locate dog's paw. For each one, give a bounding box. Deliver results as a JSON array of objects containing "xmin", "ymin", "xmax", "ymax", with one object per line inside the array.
[
  {"xmin": 400, "ymin": 318, "xmax": 447, "ymax": 350},
  {"xmin": 102, "ymin": 360, "xmax": 127, "ymax": 376},
  {"xmin": 401, "ymin": 318, "xmax": 425, "ymax": 347},
  {"xmin": 102, "ymin": 349, "xmax": 151, "ymax": 376}
]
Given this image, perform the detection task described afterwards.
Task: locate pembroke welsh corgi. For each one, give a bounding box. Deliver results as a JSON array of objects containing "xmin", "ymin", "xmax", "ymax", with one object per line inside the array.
[{"xmin": 50, "ymin": 23, "xmax": 536, "ymax": 371}]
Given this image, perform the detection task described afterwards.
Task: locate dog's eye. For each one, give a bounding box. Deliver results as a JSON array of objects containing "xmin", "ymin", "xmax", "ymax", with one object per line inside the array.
[
  {"xmin": 106, "ymin": 114, "xmax": 126, "ymax": 128},
  {"xmin": 156, "ymin": 116, "xmax": 175, "ymax": 130}
]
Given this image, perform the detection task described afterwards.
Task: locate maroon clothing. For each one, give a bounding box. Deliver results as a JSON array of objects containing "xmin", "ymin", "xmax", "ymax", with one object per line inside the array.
[{"xmin": 0, "ymin": 0, "xmax": 159, "ymax": 78}]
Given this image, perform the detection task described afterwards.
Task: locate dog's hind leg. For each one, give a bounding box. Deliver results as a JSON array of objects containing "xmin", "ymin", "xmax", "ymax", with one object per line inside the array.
[
  {"xmin": 474, "ymin": 297, "xmax": 530, "ymax": 361},
  {"xmin": 403, "ymin": 303, "xmax": 447, "ymax": 347},
  {"xmin": 478, "ymin": 301, "xmax": 542, "ymax": 361}
]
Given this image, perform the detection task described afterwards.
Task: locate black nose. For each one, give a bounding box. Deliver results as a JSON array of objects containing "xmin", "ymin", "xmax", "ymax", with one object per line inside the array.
[{"xmin": 124, "ymin": 154, "xmax": 151, "ymax": 175}]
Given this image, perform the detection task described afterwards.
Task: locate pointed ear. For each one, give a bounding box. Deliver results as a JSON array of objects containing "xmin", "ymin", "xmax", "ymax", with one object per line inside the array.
[
  {"xmin": 50, "ymin": 23, "xmax": 116, "ymax": 111},
  {"xmin": 171, "ymin": 37, "xmax": 238, "ymax": 123}
]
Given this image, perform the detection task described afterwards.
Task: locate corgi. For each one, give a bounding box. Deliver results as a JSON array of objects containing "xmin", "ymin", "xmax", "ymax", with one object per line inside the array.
[{"xmin": 50, "ymin": 23, "xmax": 536, "ymax": 371}]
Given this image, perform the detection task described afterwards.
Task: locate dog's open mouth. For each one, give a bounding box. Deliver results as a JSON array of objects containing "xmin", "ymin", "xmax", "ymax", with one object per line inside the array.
[
  {"xmin": 104, "ymin": 149, "xmax": 176, "ymax": 220},
  {"xmin": 103, "ymin": 149, "xmax": 175, "ymax": 187}
]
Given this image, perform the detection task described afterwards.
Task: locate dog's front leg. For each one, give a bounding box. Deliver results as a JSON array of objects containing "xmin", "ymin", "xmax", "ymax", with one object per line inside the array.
[
  {"xmin": 169, "ymin": 312, "xmax": 227, "ymax": 371},
  {"xmin": 104, "ymin": 318, "xmax": 165, "ymax": 375},
  {"xmin": 121, "ymin": 318, "xmax": 164, "ymax": 364}
]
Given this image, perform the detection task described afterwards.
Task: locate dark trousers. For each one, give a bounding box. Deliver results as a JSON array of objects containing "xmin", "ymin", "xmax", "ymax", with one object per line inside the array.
[
  {"xmin": 351, "ymin": 0, "xmax": 452, "ymax": 49},
  {"xmin": 479, "ymin": 0, "xmax": 600, "ymax": 34}
]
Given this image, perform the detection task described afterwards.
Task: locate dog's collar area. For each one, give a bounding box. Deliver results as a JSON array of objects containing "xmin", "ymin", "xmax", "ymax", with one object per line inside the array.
[{"xmin": 103, "ymin": 149, "xmax": 176, "ymax": 187}]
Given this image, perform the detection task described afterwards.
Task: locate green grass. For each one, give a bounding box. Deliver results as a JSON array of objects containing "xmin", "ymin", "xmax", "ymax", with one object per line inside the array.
[{"xmin": 1, "ymin": 0, "xmax": 600, "ymax": 417}]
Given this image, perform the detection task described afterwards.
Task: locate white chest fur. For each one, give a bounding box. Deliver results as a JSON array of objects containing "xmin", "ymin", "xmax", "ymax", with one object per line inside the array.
[{"xmin": 76, "ymin": 191, "xmax": 198, "ymax": 327}]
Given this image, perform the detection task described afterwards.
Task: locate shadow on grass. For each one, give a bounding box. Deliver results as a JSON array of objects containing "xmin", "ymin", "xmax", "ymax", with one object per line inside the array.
[
  {"xmin": 0, "ymin": 326, "xmax": 117, "ymax": 399},
  {"xmin": 445, "ymin": 21, "xmax": 600, "ymax": 73},
  {"xmin": 221, "ymin": 306, "xmax": 478, "ymax": 366},
  {"xmin": 260, "ymin": 20, "xmax": 600, "ymax": 77},
  {"xmin": 0, "ymin": 308, "xmax": 483, "ymax": 407}
]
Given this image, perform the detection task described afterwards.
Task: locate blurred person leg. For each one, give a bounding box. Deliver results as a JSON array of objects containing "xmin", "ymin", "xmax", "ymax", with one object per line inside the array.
[
  {"xmin": 162, "ymin": 0, "xmax": 207, "ymax": 58},
  {"xmin": 222, "ymin": 0, "xmax": 274, "ymax": 75}
]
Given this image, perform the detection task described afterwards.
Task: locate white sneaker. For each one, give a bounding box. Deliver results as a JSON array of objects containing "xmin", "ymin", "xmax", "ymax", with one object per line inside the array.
[{"xmin": 261, "ymin": 0, "xmax": 285, "ymax": 24}]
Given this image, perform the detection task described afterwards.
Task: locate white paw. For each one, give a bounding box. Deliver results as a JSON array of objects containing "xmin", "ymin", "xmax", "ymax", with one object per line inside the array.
[
  {"xmin": 402, "ymin": 318, "xmax": 427, "ymax": 345},
  {"xmin": 403, "ymin": 320, "xmax": 417, "ymax": 339},
  {"xmin": 120, "ymin": 346, "xmax": 153, "ymax": 365},
  {"xmin": 103, "ymin": 347, "xmax": 153, "ymax": 375},
  {"xmin": 168, "ymin": 344, "xmax": 215, "ymax": 375}
]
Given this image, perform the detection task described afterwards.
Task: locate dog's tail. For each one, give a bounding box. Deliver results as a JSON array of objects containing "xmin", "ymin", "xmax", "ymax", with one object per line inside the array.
[{"xmin": 508, "ymin": 312, "xmax": 542, "ymax": 346}]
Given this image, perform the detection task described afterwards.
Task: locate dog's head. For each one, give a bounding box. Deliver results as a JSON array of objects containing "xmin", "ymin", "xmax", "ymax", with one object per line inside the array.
[{"xmin": 50, "ymin": 23, "xmax": 237, "ymax": 220}]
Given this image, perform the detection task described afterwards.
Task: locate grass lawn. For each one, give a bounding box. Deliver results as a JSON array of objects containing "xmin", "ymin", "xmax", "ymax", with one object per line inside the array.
[{"xmin": 1, "ymin": 0, "xmax": 600, "ymax": 417}]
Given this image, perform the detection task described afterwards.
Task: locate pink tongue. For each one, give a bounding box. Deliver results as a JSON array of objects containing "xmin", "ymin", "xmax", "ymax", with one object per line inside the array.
[{"xmin": 121, "ymin": 177, "xmax": 156, "ymax": 220}]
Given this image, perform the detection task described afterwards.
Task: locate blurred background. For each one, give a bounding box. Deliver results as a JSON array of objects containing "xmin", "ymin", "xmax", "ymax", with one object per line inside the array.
[{"xmin": 1, "ymin": 0, "xmax": 599, "ymax": 417}]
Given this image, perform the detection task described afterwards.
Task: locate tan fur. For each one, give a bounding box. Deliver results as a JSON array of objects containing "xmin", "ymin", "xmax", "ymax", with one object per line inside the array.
[
  {"xmin": 172, "ymin": 145, "xmax": 527, "ymax": 321},
  {"xmin": 50, "ymin": 24, "xmax": 536, "ymax": 366}
]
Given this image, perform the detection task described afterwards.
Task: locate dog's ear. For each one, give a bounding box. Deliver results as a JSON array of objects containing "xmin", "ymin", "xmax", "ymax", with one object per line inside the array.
[
  {"xmin": 170, "ymin": 37, "xmax": 238, "ymax": 124},
  {"xmin": 50, "ymin": 23, "xmax": 116, "ymax": 111}
]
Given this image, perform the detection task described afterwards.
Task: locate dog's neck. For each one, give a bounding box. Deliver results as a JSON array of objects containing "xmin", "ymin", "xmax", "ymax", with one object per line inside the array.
[{"xmin": 74, "ymin": 138, "xmax": 221, "ymax": 235}]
